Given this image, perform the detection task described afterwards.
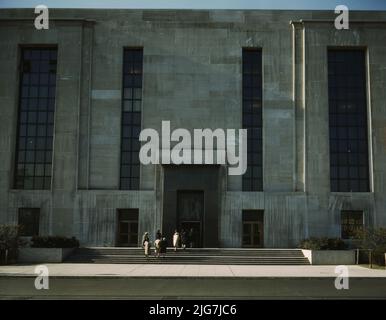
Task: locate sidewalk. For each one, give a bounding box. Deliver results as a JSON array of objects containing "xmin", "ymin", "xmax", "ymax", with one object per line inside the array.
[{"xmin": 0, "ymin": 263, "xmax": 385, "ymax": 278}]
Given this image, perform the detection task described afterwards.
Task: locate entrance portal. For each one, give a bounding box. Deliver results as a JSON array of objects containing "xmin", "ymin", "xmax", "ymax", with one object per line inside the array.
[{"xmin": 161, "ymin": 165, "xmax": 220, "ymax": 248}]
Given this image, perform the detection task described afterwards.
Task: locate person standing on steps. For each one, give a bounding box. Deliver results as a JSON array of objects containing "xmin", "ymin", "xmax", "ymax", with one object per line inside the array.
[
  {"xmin": 160, "ymin": 237, "xmax": 167, "ymax": 257},
  {"xmin": 189, "ymin": 228, "xmax": 195, "ymax": 248},
  {"xmin": 173, "ymin": 230, "xmax": 180, "ymax": 252},
  {"xmin": 155, "ymin": 229, "xmax": 162, "ymax": 241},
  {"xmin": 142, "ymin": 231, "xmax": 151, "ymax": 258},
  {"xmin": 154, "ymin": 237, "xmax": 161, "ymax": 258},
  {"xmin": 180, "ymin": 229, "xmax": 187, "ymax": 250}
]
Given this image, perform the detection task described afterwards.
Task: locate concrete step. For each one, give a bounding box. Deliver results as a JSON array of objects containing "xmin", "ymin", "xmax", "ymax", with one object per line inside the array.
[
  {"xmin": 74, "ymin": 248, "xmax": 305, "ymax": 256},
  {"xmin": 67, "ymin": 257, "xmax": 309, "ymax": 262},
  {"xmin": 67, "ymin": 254, "xmax": 307, "ymax": 259},
  {"xmin": 65, "ymin": 247, "xmax": 310, "ymax": 265},
  {"xmin": 70, "ymin": 255, "xmax": 306, "ymax": 259},
  {"xmin": 65, "ymin": 260, "xmax": 310, "ymax": 265}
]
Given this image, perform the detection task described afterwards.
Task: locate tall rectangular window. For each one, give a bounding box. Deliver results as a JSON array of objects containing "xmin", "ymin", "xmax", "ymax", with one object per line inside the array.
[
  {"xmin": 14, "ymin": 47, "xmax": 57, "ymax": 190},
  {"xmin": 120, "ymin": 48, "xmax": 143, "ymax": 190},
  {"xmin": 242, "ymin": 49, "xmax": 263, "ymax": 191},
  {"xmin": 328, "ymin": 50, "xmax": 369, "ymax": 192},
  {"xmin": 18, "ymin": 208, "xmax": 40, "ymax": 237}
]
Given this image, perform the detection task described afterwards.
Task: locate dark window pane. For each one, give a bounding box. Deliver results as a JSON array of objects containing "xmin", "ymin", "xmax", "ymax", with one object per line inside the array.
[
  {"xmin": 339, "ymin": 180, "xmax": 349, "ymax": 191},
  {"xmin": 121, "ymin": 165, "xmax": 130, "ymax": 177},
  {"xmin": 359, "ymin": 180, "xmax": 369, "ymax": 192},
  {"xmin": 36, "ymin": 151, "xmax": 45, "ymax": 163},
  {"xmin": 29, "ymin": 99, "xmax": 38, "ymax": 109},
  {"xmin": 19, "ymin": 125, "xmax": 27, "ymax": 136},
  {"xmin": 34, "ymin": 177, "xmax": 44, "ymax": 189},
  {"xmin": 38, "ymin": 112, "xmax": 46, "ymax": 124},
  {"xmin": 122, "ymin": 113, "xmax": 131, "ymax": 125},
  {"xmin": 47, "ymin": 125, "xmax": 53, "ymax": 136},
  {"xmin": 26, "ymin": 137, "xmax": 35, "ymax": 150},
  {"xmin": 25, "ymin": 164, "xmax": 34, "ymax": 176},
  {"xmin": 45, "ymin": 151, "xmax": 52, "ymax": 163},
  {"xmin": 26, "ymin": 151, "xmax": 35, "ymax": 162},
  {"xmin": 132, "ymin": 126, "xmax": 141, "ymax": 138},
  {"xmin": 35, "ymin": 164, "xmax": 44, "ymax": 176},
  {"xmin": 122, "ymin": 152, "xmax": 130, "ymax": 164},
  {"xmin": 24, "ymin": 177, "xmax": 34, "ymax": 189},
  {"xmin": 122, "ymin": 139, "xmax": 131, "ymax": 151},
  {"xmin": 120, "ymin": 178, "xmax": 130, "ymax": 190},
  {"xmin": 27, "ymin": 125, "xmax": 36, "ymax": 136},
  {"xmin": 131, "ymin": 178, "xmax": 139, "ymax": 189},
  {"xmin": 44, "ymin": 164, "xmax": 52, "ymax": 176},
  {"xmin": 37, "ymin": 125, "xmax": 46, "ymax": 136},
  {"xmin": 330, "ymin": 166, "xmax": 338, "ymax": 179},
  {"xmin": 19, "ymin": 137, "xmax": 26, "ymax": 149},
  {"xmin": 132, "ymin": 112, "xmax": 141, "ymax": 125},
  {"xmin": 43, "ymin": 177, "xmax": 51, "ymax": 188},
  {"xmin": 131, "ymin": 152, "xmax": 139, "ymax": 164},
  {"xmin": 40, "ymin": 74, "xmax": 48, "ymax": 85},
  {"xmin": 331, "ymin": 179, "xmax": 338, "ymax": 191},
  {"xmin": 131, "ymin": 165, "xmax": 140, "ymax": 177},
  {"xmin": 122, "ymin": 127, "xmax": 130, "ymax": 138},
  {"xmin": 48, "ymin": 98, "xmax": 55, "ymax": 110},
  {"xmin": 132, "ymin": 140, "xmax": 140, "ymax": 152},
  {"xmin": 18, "ymin": 151, "xmax": 25, "ymax": 163}
]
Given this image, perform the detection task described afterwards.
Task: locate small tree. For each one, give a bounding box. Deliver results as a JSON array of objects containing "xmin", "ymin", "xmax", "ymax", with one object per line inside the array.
[
  {"xmin": 355, "ymin": 227, "xmax": 386, "ymax": 266},
  {"xmin": 0, "ymin": 225, "xmax": 22, "ymax": 265}
]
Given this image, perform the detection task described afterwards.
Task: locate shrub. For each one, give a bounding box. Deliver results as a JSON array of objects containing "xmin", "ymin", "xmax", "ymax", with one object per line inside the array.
[
  {"xmin": 298, "ymin": 237, "xmax": 347, "ymax": 250},
  {"xmin": 355, "ymin": 227, "xmax": 386, "ymax": 266},
  {"xmin": 0, "ymin": 225, "xmax": 23, "ymax": 264},
  {"xmin": 31, "ymin": 236, "xmax": 80, "ymax": 248}
]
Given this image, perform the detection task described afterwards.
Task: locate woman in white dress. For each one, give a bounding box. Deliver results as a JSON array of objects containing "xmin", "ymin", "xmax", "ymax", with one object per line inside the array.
[
  {"xmin": 154, "ymin": 238, "xmax": 161, "ymax": 257},
  {"xmin": 173, "ymin": 230, "xmax": 180, "ymax": 252},
  {"xmin": 142, "ymin": 232, "xmax": 150, "ymax": 258}
]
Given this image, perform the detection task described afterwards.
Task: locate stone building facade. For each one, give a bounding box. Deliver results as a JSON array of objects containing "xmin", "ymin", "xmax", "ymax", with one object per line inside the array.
[{"xmin": 0, "ymin": 9, "xmax": 385, "ymax": 247}]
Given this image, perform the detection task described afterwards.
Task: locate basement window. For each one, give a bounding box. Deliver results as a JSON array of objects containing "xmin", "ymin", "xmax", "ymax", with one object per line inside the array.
[
  {"xmin": 341, "ymin": 210, "xmax": 364, "ymax": 239},
  {"xmin": 18, "ymin": 208, "xmax": 40, "ymax": 237}
]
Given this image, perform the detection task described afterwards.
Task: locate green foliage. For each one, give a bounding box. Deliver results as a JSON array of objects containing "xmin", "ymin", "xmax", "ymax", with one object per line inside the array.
[
  {"xmin": 355, "ymin": 227, "xmax": 386, "ymax": 266},
  {"xmin": 0, "ymin": 225, "xmax": 22, "ymax": 264},
  {"xmin": 31, "ymin": 236, "xmax": 80, "ymax": 248},
  {"xmin": 298, "ymin": 237, "xmax": 347, "ymax": 250}
]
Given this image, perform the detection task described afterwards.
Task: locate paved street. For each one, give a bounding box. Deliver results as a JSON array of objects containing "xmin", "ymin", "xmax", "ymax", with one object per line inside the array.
[{"xmin": 0, "ymin": 264, "xmax": 385, "ymax": 299}]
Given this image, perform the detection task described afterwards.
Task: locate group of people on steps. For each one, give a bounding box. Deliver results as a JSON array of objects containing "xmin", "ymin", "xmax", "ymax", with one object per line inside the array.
[{"xmin": 141, "ymin": 228, "xmax": 196, "ymax": 258}]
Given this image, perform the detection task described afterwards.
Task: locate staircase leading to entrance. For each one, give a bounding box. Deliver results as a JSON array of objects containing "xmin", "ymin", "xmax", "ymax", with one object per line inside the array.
[{"xmin": 65, "ymin": 248, "xmax": 310, "ymax": 265}]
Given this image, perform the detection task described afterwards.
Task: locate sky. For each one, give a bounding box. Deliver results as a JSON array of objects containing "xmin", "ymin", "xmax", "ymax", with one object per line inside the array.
[{"xmin": 0, "ymin": 0, "xmax": 386, "ymax": 10}]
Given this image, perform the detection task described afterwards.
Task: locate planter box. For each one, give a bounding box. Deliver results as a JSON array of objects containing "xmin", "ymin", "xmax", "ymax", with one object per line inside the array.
[
  {"xmin": 18, "ymin": 248, "xmax": 75, "ymax": 263},
  {"xmin": 302, "ymin": 249, "xmax": 356, "ymax": 265}
]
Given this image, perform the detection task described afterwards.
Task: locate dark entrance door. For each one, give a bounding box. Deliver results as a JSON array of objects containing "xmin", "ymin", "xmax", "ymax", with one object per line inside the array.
[
  {"xmin": 242, "ymin": 210, "xmax": 264, "ymax": 248},
  {"xmin": 177, "ymin": 191, "xmax": 204, "ymax": 248},
  {"xmin": 117, "ymin": 209, "xmax": 139, "ymax": 247},
  {"xmin": 180, "ymin": 221, "xmax": 201, "ymax": 248}
]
